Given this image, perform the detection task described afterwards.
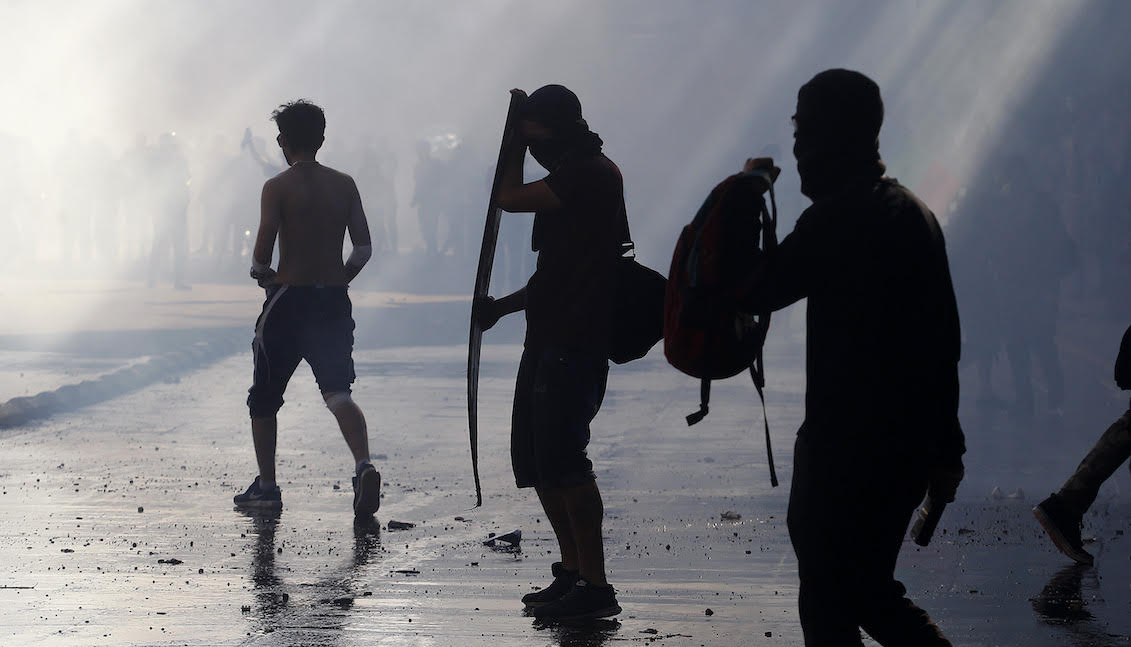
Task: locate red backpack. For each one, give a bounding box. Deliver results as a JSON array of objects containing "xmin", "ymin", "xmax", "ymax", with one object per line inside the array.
[{"xmin": 664, "ymin": 168, "xmax": 779, "ymax": 486}]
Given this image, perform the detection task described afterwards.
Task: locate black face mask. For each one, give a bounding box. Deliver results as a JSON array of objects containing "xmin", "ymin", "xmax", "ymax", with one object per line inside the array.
[
  {"xmin": 794, "ymin": 126, "xmax": 884, "ymax": 200},
  {"xmin": 528, "ymin": 137, "xmax": 571, "ymax": 172},
  {"xmin": 527, "ymin": 124, "xmax": 604, "ymax": 172}
]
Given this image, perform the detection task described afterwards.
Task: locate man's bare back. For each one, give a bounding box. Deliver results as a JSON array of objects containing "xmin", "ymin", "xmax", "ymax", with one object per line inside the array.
[{"xmin": 254, "ymin": 161, "xmax": 371, "ymax": 287}]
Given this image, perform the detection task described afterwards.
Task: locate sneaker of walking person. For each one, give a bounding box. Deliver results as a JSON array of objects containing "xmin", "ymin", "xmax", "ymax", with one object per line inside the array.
[
  {"xmin": 234, "ymin": 476, "xmax": 282, "ymax": 510},
  {"xmin": 1034, "ymin": 493, "xmax": 1093, "ymax": 565},
  {"xmin": 532, "ymin": 578, "xmax": 621, "ymax": 620},
  {"xmin": 352, "ymin": 462, "xmax": 381, "ymax": 516},
  {"xmin": 522, "ymin": 562, "xmax": 580, "ymax": 608}
]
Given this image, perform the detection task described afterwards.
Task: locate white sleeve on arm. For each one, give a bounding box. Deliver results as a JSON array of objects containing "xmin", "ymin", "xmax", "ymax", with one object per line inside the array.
[
  {"xmin": 251, "ymin": 257, "xmax": 271, "ymax": 277},
  {"xmin": 346, "ymin": 244, "xmax": 372, "ymax": 270}
]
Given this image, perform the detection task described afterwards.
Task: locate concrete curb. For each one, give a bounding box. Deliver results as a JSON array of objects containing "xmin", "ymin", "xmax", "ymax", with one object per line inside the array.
[{"xmin": 0, "ymin": 329, "xmax": 246, "ymax": 428}]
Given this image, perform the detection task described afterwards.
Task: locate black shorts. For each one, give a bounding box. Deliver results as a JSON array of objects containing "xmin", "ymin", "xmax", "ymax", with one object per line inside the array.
[
  {"xmin": 247, "ymin": 285, "xmax": 355, "ymax": 418},
  {"xmin": 511, "ymin": 345, "xmax": 608, "ymax": 489}
]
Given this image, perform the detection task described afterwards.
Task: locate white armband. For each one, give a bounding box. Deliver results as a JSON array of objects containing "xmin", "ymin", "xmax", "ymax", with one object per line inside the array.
[
  {"xmin": 346, "ymin": 244, "xmax": 372, "ymax": 269},
  {"xmin": 250, "ymin": 258, "xmax": 271, "ymax": 278}
]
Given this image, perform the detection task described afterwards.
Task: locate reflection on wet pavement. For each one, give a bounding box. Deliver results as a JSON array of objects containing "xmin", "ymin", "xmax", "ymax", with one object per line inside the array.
[
  {"xmin": 532, "ymin": 618, "xmax": 621, "ymax": 647},
  {"xmin": 240, "ymin": 508, "xmax": 384, "ymax": 644},
  {"xmin": 1031, "ymin": 565, "xmax": 1124, "ymax": 647}
]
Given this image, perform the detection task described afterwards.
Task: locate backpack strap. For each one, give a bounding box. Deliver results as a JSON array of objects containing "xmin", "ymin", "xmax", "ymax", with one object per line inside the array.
[
  {"xmin": 750, "ymin": 358, "xmax": 778, "ymax": 487},
  {"xmin": 752, "ymin": 175, "xmax": 778, "ymax": 487},
  {"xmin": 687, "ymin": 377, "xmax": 710, "ymax": 426}
]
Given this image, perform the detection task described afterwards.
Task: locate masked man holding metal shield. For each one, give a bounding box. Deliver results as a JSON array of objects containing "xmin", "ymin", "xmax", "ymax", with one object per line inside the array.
[{"xmin": 477, "ymin": 85, "xmax": 626, "ymax": 620}]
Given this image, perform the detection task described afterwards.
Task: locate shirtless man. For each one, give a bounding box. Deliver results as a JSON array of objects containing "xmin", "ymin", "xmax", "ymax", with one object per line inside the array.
[{"xmin": 233, "ymin": 100, "xmax": 380, "ymax": 517}]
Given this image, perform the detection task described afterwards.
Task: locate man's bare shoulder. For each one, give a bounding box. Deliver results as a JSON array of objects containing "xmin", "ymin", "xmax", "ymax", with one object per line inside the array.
[
  {"xmin": 265, "ymin": 163, "xmax": 356, "ymax": 194},
  {"xmin": 318, "ymin": 164, "xmax": 358, "ymax": 188},
  {"xmin": 264, "ymin": 166, "xmax": 295, "ymax": 188},
  {"xmin": 261, "ymin": 173, "xmax": 283, "ymax": 195}
]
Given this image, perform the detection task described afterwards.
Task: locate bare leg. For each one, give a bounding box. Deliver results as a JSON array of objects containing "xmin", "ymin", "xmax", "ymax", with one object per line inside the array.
[
  {"xmin": 561, "ymin": 480, "xmax": 608, "ymax": 586},
  {"xmin": 537, "ymin": 487, "xmax": 580, "ymax": 572},
  {"xmin": 324, "ymin": 393, "xmax": 370, "ymax": 465},
  {"xmin": 251, "ymin": 416, "xmax": 278, "ymax": 484}
]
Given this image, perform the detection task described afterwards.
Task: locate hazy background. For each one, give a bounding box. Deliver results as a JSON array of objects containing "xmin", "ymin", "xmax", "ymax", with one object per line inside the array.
[{"xmin": 0, "ymin": 0, "xmax": 1128, "ymax": 459}]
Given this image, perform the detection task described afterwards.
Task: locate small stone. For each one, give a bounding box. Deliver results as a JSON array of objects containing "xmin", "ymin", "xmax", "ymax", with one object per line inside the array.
[{"xmin": 137, "ymin": 506, "xmax": 144, "ymax": 513}]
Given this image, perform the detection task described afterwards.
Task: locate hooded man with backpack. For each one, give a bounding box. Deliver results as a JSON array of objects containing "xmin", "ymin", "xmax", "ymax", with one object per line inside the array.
[
  {"xmin": 739, "ymin": 69, "xmax": 964, "ymax": 646},
  {"xmin": 475, "ymin": 84, "xmax": 628, "ymax": 620}
]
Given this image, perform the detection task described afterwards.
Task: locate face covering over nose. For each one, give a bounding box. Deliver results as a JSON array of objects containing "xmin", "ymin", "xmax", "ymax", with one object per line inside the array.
[
  {"xmin": 793, "ymin": 69, "xmax": 887, "ymax": 200},
  {"xmin": 523, "ymin": 84, "xmax": 604, "ymax": 171}
]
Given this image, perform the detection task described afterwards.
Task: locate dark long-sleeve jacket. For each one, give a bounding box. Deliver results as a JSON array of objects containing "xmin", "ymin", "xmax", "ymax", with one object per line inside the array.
[
  {"xmin": 1116, "ymin": 325, "xmax": 1131, "ymax": 391},
  {"xmin": 742, "ymin": 177, "xmax": 964, "ymax": 461}
]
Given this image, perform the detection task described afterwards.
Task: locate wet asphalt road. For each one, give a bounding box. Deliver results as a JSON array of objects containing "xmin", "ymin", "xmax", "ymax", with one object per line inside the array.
[{"xmin": 0, "ymin": 343, "xmax": 1128, "ymax": 646}]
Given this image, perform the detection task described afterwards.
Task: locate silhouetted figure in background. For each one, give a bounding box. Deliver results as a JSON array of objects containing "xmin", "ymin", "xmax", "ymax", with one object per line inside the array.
[
  {"xmin": 235, "ymin": 100, "xmax": 379, "ymax": 519},
  {"xmin": 740, "ymin": 69, "xmax": 964, "ymax": 646},
  {"xmin": 443, "ymin": 140, "xmax": 477, "ymax": 261},
  {"xmin": 86, "ymin": 136, "xmax": 121, "ymax": 267},
  {"xmin": 0, "ymin": 131, "xmax": 41, "ymax": 270},
  {"xmin": 378, "ymin": 145, "xmax": 399, "ymax": 256},
  {"xmin": 477, "ymin": 85, "xmax": 626, "ymax": 620},
  {"xmin": 355, "ymin": 139, "xmax": 390, "ymax": 256},
  {"xmin": 120, "ymin": 134, "xmax": 154, "ymax": 267},
  {"xmin": 991, "ymin": 155, "xmax": 1078, "ymax": 418},
  {"xmin": 147, "ymin": 133, "xmax": 191, "ymax": 289},
  {"xmin": 412, "ymin": 140, "xmax": 443, "ymax": 257},
  {"xmin": 1034, "ymin": 324, "xmax": 1131, "ymax": 565},
  {"xmin": 56, "ymin": 131, "xmax": 94, "ymax": 266},
  {"xmin": 217, "ymin": 132, "xmax": 267, "ymax": 266},
  {"xmin": 243, "ymin": 127, "xmax": 284, "ymax": 178},
  {"xmin": 947, "ymin": 179, "xmax": 1006, "ymax": 407}
]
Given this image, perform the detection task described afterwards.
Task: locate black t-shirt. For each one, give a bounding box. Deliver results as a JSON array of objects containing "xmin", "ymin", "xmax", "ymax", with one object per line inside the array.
[{"xmin": 525, "ymin": 153, "xmax": 628, "ymax": 353}]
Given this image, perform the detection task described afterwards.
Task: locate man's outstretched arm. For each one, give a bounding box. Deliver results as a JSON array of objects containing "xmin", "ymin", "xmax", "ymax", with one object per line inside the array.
[
  {"xmin": 344, "ymin": 177, "xmax": 373, "ymax": 283},
  {"xmin": 251, "ymin": 179, "xmax": 281, "ymax": 286}
]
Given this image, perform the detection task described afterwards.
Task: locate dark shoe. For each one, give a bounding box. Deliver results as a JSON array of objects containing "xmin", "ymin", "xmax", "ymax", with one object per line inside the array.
[
  {"xmin": 352, "ymin": 464, "xmax": 381, "ymax": 517},
  {"xmin": 522, "ymin": 562, "xmax": 579, "ymax": 608},
  {"xmin": 1034, "ymin": 493, "xmax": 1093, "ymax": 565},
  {"xmin": 532, "ymin": 578, "xmax": 621, "ymax": 620},
  {"xmin": 233, "ymin": 476, "xmax": 281, "ymax": 509}
]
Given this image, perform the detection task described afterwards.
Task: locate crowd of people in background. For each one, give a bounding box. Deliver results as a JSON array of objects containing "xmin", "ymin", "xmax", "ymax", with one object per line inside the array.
[
  {"xmin": 0, "ymin": 125, "xmax": 524, "ymax": 291},
  {"xmin": 941, "ymin": 85, "xmax": 1131, "ymax": 421},
  {"xmin": 0, "ymin": 83, "xmax": 1124, "ymax": 332}
]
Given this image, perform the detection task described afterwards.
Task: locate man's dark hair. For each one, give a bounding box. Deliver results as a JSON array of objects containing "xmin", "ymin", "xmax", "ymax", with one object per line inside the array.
[{"xmin": 271, "ymin": 100, "xmax": 326, "ymax": 152}]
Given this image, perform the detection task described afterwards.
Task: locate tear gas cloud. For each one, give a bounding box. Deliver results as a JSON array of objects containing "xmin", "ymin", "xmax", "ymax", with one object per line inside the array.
[
  {"xmin": 0, "ymin": 1, "xmax": 1112, "ymax": 267},
  {"xmin": 0, "ymin": 1, "xmax": 1128, "ymax": 449}
]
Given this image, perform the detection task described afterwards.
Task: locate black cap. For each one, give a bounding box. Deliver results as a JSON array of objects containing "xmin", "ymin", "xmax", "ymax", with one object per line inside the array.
[{"xmin": 523, "ymin": 84, "xmax": 584, "ymax": 131}]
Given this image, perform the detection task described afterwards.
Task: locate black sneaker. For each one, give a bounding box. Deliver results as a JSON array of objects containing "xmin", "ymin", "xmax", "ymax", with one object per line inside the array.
[
  {"xmin": 233, "ymin": 476, "xmax": 281, "ymax": 509},
  {"xmin": 522, "ymin": 562, "xmax": 580, "ymax": 608},
  {"xmin": 1034, "ymin": 493, "xmax": 1093, "ymax": 565},
  {"xmin": 532, "ymin": 578, "xmax": 621, "ymax": 620},
  {"xmin": 352, "ymin": 464, "xmax": 381, "ymax": 517}
]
